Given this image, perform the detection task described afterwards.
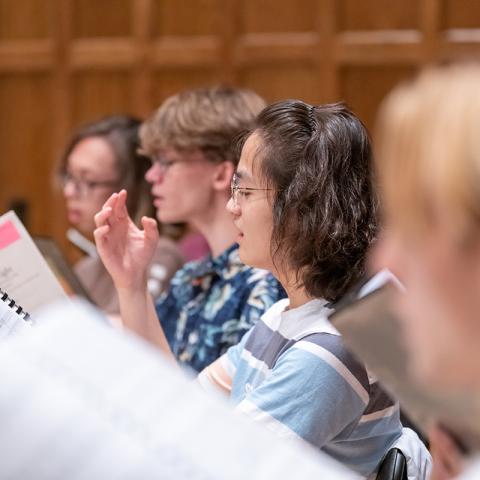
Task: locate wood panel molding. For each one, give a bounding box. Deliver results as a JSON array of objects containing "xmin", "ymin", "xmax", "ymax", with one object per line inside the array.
[
  {"xmin": 151, "ymin": 36, "xmax": 221, "ymax": 67},
  {"xmin": 0, "ymin": 0, "xmax": 479, "ymax": 256},
  {"xmin": 0, "ymin": 40, "xmax": 53, "ymax": 71},
  {"xmin": 71, "ymin": 39, "xmax": 138, "ymax": 69}
]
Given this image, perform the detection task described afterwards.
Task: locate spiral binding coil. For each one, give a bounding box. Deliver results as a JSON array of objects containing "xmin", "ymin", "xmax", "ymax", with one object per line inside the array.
[{"xmin": 0, "ymin": 288, "xmax": 30, "ymax": 321}]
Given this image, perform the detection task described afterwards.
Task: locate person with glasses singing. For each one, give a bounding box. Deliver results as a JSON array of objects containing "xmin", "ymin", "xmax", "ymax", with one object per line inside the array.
[
  {"xmin": 94, "ymin": 100, "xmax": 431, "ymax": 477},
  {"xmin": 58, "ymin": 115, "xmax": 185, "ymax": 314},
  {"xmin": 93, "ymin": 88, "xmax": 284, "ymax": 373}
]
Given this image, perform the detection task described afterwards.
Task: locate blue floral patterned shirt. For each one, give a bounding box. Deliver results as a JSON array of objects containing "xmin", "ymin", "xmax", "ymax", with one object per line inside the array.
[{"xmin": 156, "ymin": 243, "xmax": 285, "ymax": 372}]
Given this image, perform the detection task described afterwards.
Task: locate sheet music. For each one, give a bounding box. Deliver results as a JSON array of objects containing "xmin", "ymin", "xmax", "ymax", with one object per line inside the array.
[
  {"xmin": 0, "ymin": 296, "xmax": 31, "ymax": 339},
  {"xmin": 0, "ymin": 211, "xmax": 67, "ymax": 313},
  {"xmin": 0, "ymin": 300, "xmax": 360, "ymax": 480}
]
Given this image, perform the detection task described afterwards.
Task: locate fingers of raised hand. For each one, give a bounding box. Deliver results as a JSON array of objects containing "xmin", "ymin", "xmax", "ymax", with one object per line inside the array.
[
  {"xmin": 94, "ymin": 206, "xmax": 113, "ymax": 229},
  {"xmin": 99, "ymin": 191, "xmax": 127, "ymax": 226},
  {"xmin": 101, "ymin": 192, "xmax": 119, "ymax": 210},
  {"xmin": 113, "ymin": 189, "xmax": 128, "ymax": 220},
  {"xmin": 141, "ymin": 216, "xmax": 159, "ymax": 242},
  {"xmin": 93, "ymin": 224, "xmax": 110, "ymax": 246}
]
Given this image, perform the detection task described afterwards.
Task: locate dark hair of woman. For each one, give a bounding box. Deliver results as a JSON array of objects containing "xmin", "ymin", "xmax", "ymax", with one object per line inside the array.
[
  {"xmin": 249, "ymin": 100, "xmax": 378, "ymax": 302},
  {"xmin": 58, "ymin": 115, "xmax": 159, "ymax": 228}
]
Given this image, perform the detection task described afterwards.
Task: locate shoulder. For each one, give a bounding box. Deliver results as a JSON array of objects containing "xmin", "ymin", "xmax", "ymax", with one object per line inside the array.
[
  {"xmin": 154, "ymin": 235, "xmax": 184, "ymax": 260},
  {"xmin": 284, "ymin": 333, "xmax": 399, "ymax": 419},
  {"xmin": 239, "ymin": 330, "xmax": 372, "ymax": 421},
  {"xmin": 74, "ymin": 255, "xmax": 105, "ymax": 280},
  {"xmin": 296, "ymin": 332, "xmax": 365, "ymax": 372},
  {"xmin": 281, "ymin": 333, "xmax": 370, "ymax": 402},
  {"xmin": 150, "ymin": 236, "xmax": 184, "ymax": 273},
  {"xmin": 169, "ymin": 256, "xmax": 207, "ymax": 283},
  {"xmin": 74, "ymin": 254, "xmax": 99, "ymax": 271}
]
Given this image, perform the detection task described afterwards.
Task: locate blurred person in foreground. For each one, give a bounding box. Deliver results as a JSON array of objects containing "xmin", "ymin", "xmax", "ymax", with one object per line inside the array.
[{"xmin": 373, "ymin": 63, "xmax": 480, "ymax": 479}]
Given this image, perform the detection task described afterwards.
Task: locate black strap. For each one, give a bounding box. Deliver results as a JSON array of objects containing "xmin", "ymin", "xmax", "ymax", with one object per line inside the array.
[{"xmin": 375, "ymin": 448, "xmax": 408, "ymax": 480}]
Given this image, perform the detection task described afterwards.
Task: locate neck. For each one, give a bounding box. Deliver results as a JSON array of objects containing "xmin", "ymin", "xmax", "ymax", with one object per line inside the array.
[
  {"xmin": 274, "ymin": 269, "xmax": 313, "ymax": 309},
  {"xmin": 191, "ymin": 193, "xmax": 238, "ymax": 258}
]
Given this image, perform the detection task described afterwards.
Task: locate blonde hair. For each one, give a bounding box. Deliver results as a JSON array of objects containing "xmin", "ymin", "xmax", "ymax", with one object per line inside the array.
[
  {"xmin": 375, "ymin": 63, "xmax": 480, "ymax": 244},
  {"xmin": 140, "ymin": 86, "xmax": 266, "ymax": 165}
]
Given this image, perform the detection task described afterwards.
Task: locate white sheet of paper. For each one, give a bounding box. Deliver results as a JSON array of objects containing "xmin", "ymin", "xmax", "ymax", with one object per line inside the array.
[
  {"xmin": 458, "ymin": 457, "xmax": 480, "ymax": 479},
  {"xmin": 0, "ymin": 297, "xmax": 31, "ymax": 339},
  {"xmin": 0, "ymin": 300, "xmax": 359, "ymax": 480},
  {"xmin": 0, "ymin": 211, "xmax": 66, "ymax": 313}
]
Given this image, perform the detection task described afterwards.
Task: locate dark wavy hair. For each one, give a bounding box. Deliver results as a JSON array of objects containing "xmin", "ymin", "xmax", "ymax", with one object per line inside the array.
[{"xmin": 250, "ymin": 101, "xmax": 378, "ymax": 302}]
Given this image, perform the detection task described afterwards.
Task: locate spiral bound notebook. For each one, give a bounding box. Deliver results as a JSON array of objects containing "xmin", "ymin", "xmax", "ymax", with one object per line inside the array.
[
  {"xmin": 0, "ymin": 210, "xmax": 67, "ymax": 314},
  {"xmin": 0, "ymin": 287, "xmax": 31, "ymax": 340}
]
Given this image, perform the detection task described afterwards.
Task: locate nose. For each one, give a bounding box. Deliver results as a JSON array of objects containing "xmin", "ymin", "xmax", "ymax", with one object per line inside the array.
[
  {"xmin": 145, "ymin": 162, "xmax": 165, "ymax": 184},
  {"xmin": 226, "ymin": 196, "xmax": 240, "ymax": 216},
  {"xmin": 63, "ymin": 179, "xmax": 78, "ymax": 199}
]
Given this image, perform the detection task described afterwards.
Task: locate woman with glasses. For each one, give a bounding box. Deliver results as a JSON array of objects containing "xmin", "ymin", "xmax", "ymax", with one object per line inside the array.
[
  {"xmin": 58, "ymin": 114, "xmax": 184, "ymax": 314},
  {"xmin": 94, "ymin": 101, "xmax": 429, "ymax": 477}
]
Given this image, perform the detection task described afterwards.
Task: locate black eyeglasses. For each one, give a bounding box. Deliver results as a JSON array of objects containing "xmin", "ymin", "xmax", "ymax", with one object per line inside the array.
[{"xmin": 230, "ymin": 173, "xmax": 271, "ymax": 207}]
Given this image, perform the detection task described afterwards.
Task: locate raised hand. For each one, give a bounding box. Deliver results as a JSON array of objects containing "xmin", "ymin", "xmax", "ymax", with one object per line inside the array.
[{"xmin": 93, "ymin": 190, "xmax": 159, "ymax": 291}]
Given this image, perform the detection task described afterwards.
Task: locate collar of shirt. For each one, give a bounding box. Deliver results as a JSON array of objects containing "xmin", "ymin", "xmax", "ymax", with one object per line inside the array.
[{"xmin": 261, "ymin": 297, "xmax": 338, "ymax": 339}]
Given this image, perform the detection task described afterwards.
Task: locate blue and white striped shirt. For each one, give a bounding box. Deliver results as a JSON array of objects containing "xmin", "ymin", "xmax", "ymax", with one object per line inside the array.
[{"xmin": 222, "ymin": 298, "xmax": 402, "ymax": 477}]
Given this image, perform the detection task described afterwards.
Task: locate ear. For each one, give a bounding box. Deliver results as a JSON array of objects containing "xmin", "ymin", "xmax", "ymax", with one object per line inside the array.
[{"xmin": 212, "ymin": 161, "xmax": 235, "ymax": 192}]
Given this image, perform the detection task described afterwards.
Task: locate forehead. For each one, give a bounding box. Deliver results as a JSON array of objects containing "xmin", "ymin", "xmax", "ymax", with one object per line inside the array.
[
  {"xmin": 68, "ymin": 137, "xmax": 115, "ymax": 172},
  {"xmin": 160, "ymin": 147, "xmax": 208, "ymax": 162},
  {"xmin": 237, "ymin": 132, "xmax": 263, "ymax": 180}
]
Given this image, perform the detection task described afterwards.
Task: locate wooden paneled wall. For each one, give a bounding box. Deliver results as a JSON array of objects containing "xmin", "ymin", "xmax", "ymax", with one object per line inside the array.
[{"xmin": 1, "ymin": 0, "xmax": 480, "ymax": 259}]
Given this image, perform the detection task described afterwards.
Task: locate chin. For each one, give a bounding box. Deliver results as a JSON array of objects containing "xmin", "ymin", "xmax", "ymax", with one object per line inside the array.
[
  {"xmin": 157, "ymin": 209, "xmax": 185, "ymax": 225},
  {"xmin": 75, "ymin": 226, "xmax": 94, "ymax": 240},
  {"xmin": 237, "ymin": 248, "xmax": 255, "ymax": 268},
  {"xmin": 238, "ymin": 248, "xmax": 268, "ymax": 271}
]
